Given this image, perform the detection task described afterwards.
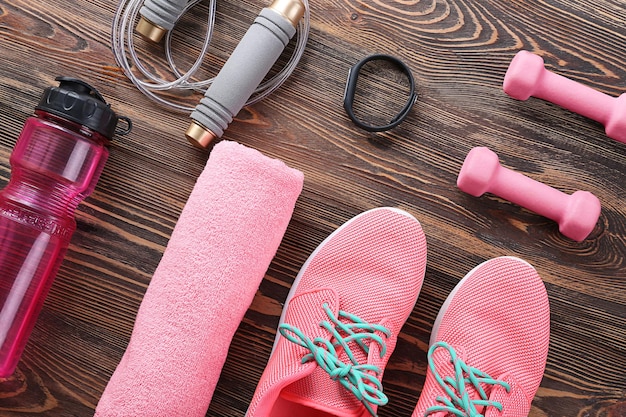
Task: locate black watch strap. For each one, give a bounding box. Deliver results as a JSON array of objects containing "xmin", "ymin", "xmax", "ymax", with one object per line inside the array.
[{"xmin": 343, "ymin": 54, "xmax": 417, "ymax": 132}]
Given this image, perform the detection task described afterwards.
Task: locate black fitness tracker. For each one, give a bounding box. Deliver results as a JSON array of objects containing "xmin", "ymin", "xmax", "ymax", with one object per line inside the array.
[{"xmin": 343, "ymin": 54, "xmax": 417, "ymax": 132}]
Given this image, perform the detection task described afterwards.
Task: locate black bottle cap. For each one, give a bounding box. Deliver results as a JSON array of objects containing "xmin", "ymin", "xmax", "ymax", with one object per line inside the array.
[{"xmin": 35, "ymin": 76, "xmax": 131, "ymax": 141}]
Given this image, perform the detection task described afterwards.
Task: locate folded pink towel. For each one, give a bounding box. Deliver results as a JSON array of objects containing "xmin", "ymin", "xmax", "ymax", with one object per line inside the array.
[{"xmin": 94, "ymin": 141, "xmax": 304, "ymax": 417}]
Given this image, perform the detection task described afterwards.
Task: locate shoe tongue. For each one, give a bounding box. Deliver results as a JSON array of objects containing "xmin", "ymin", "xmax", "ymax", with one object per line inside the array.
[
  {"xmin": 276, "ymin": 289, "xmax": 388, "ymax": 417},
  {"xmin": 434, "ymin": 344, "xmax": 497, "ymax": 416},
  {"xmin": 279, "ymin": 387, "xmax": 363, "ymax": 417},
  {"xmin": 278, "ymin": 332, "xmax": 374, "ymax": 417},
  {"xmin": 463, "ymin": 385, "xmax": 489, "ymax": 415},
  {"xmin": 423, "ymin": 386, "xmax": 492, "ymax": 417}
]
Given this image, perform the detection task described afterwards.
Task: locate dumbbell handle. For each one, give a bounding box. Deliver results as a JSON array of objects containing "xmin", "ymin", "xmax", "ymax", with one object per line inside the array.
[
  {"xmin": 487, "ymin": 164, "xmax": 570, "ymax": 222},
  {"xmin": 532, "ymin": 69, "xmax": 614, "ymax": 126}
]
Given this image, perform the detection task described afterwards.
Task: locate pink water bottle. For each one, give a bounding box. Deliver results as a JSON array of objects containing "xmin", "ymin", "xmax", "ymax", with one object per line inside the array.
[{"xmin": 0, "ymin": 77, "xmax": 130, "ymax": 377}]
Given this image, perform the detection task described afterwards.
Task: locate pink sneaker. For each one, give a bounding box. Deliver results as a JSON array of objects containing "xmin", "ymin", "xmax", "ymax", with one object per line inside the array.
[
  {"xmin": 246, "ymin": 207, "xmax": 428, "ymax": 417},
  {"xmin": 412, "ymin": 256, "xmax": 550, "ymax": 417}
]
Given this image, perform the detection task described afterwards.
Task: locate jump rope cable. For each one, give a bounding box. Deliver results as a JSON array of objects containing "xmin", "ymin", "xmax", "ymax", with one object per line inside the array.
[{"xmin": 111, "ymin": 0, "xmax": 310, "ymax": 112}]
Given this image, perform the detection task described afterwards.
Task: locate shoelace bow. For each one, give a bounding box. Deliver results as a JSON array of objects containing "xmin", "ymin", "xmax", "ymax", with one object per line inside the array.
[
  {"xmin": 425, "ymin": 341, "xmax": 511, "ymax": 417},
  {"xmin": 279, "ymin": 302, "xmax": 391, "ymax": 416}
]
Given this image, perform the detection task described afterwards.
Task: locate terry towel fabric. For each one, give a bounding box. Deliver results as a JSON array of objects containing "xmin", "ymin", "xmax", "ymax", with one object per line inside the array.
[{"xmin": 94, "ymin": 141, "xmax": 304, "ymax": 417}]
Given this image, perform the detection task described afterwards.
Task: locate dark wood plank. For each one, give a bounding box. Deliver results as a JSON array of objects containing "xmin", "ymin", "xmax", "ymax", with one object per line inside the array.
[{"xmin": 0, "ymin": 0, "xmax": 625, "ymax": 415}]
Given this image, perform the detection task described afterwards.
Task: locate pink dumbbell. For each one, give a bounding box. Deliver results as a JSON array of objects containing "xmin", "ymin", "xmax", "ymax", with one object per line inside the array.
[
  {"xmin": 457, "ymin": 147, "xmax": 601, "ymax": 241},
  {"xmin": 503, "ymin": 50, "xmax": 626, "ymax": 144}
]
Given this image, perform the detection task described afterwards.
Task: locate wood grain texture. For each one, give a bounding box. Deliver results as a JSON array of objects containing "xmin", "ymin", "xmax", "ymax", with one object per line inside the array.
[{"xmin": 0, "ymin": 0, "xmax": 625, "ymax": 415}]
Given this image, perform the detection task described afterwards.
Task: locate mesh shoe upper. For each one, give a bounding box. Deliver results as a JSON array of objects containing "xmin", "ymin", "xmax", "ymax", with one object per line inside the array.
[
  {"xmin": 246, "ymin": 207, "xmax": 428, "ymax": 417},
  {"xmin": 413, "ymin": 256, "xmax": 551, "ymax": 417}
]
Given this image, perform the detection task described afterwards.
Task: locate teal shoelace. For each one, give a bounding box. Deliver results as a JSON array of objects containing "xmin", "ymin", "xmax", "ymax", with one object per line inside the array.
[
  {"xmin": 424, "ymin": 341, "xmax": 511, "ymax": 417},
  {"xmin": 278, "ymin": 303, "xmax": 391, "ymax": 416}
]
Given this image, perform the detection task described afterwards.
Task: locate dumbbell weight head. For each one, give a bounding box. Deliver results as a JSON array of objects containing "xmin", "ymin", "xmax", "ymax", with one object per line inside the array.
[
  {"xmin": 560, "ymin": 190, "xmax": 601, "ymax": 242},
  {"xmin": 456, "ymin": 146, "xmax": 500, "ymax": 197},
  {"xmin": 503, "ymin": 50, "xmax": 545, "ymax": 101},
  {"xmin": 606, "ymin": 94, "xmax": 626, "ymax": 143}
]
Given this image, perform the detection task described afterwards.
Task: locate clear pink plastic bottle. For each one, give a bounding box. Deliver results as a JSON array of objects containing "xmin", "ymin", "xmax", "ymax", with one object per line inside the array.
[{"xmin": 0, "ymin": 77, "xmax": 130, "ymax": 377}]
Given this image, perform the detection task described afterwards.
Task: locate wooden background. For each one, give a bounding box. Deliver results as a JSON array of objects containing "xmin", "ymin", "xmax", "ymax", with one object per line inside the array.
[{"xmin": 0, "ymin": 0, "xmax": 625, "ymax": 415}]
